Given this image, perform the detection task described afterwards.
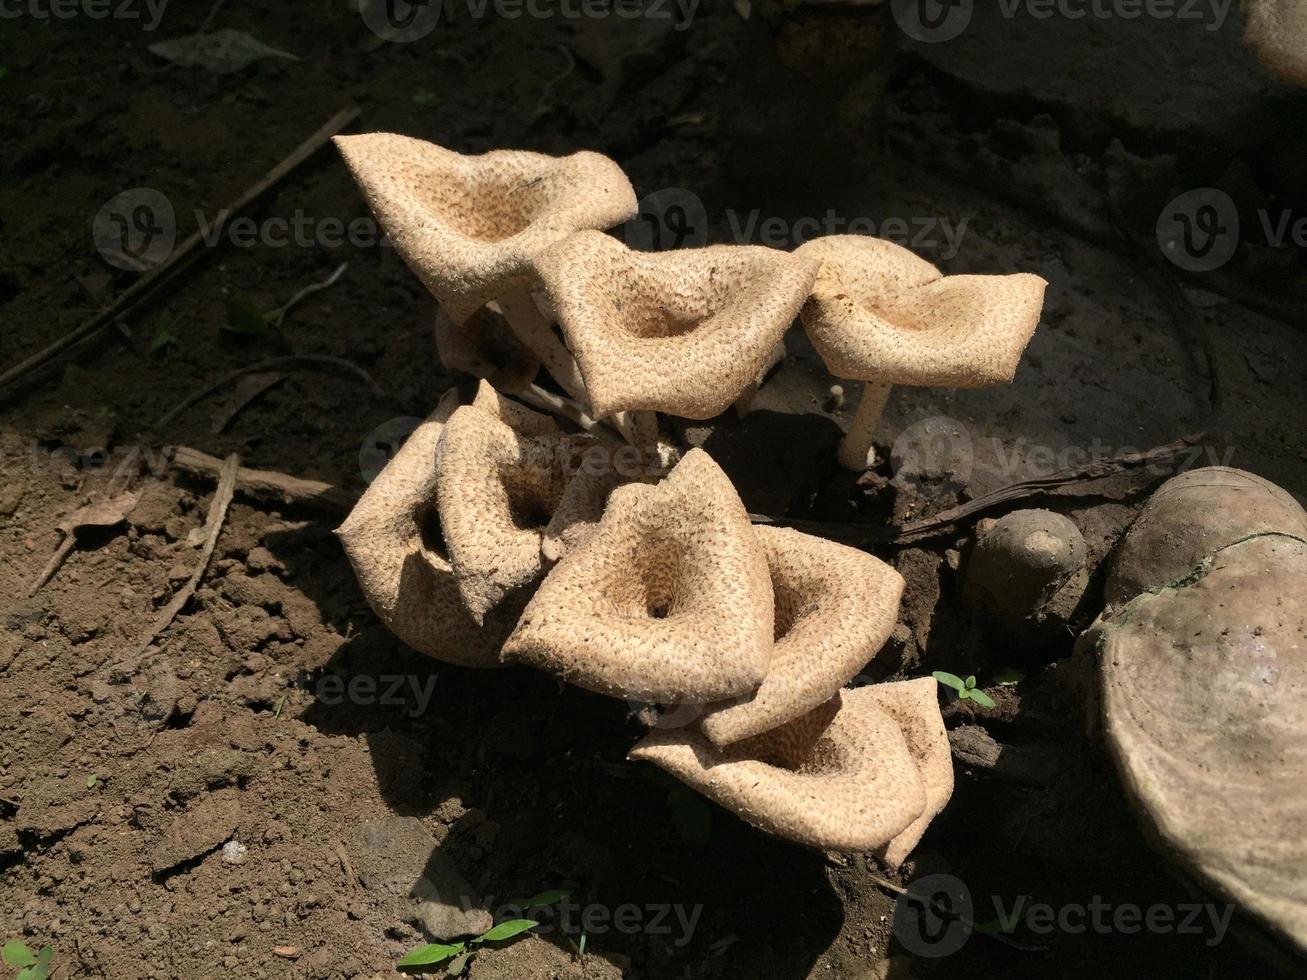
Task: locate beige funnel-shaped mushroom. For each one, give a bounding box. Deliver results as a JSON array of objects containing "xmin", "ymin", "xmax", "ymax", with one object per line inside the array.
[
  {"xmin": 335, "ymin": 390, "xmax": 511, "ymax": 667},
  {"xmin": 334, "ymin": 133, "xmax": 637, "ymax": 401},
  {"xmin": 630, "ymin": 688, "xmax": 929, "ymax": 852},
  {"xmin": 1243, "ymin": 0, "xmax": 1307, "ymax": 87},
  {"xmin": 700, "ymin": 526, "xmax": 905, "ymax": 747},
  {"xmin": 797, "ymin": 235, "xmax": 1046, "ymax": 470},
  {"xmin": 864, "ymin": 678, "xmax": 954, "ymax": 869},
  {"xmin": 435, "ymin": 394, "xmax": 587, "ymax": 624},
  {"xmin": 534, "ymin": 231, "xmax": 819, "ymax": 420},
  {"xmin": 502, "ymin": 449, "xmax": 774, "ymax": 702},
  {"xmin": 435, "ymin": 304, "xmax": 539, "ymax": 394}
]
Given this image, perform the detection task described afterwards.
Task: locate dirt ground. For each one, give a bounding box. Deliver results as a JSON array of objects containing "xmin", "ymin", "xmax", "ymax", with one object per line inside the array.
[{"xmin": 2, "ymin": 3, "xmax": 1305, "ymax": 979}]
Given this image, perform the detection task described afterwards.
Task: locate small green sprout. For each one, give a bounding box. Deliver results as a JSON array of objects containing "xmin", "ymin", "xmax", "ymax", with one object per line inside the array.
[
  {"xmin": 3, "ymin": 940, "xmax": 54, "ymax": 980},
  {"xmin": 149, "ymin": 321, "xmax": 178, "ymax": 354},
  {"xmin": 398, "ymin": 891, "xmax": 571, "ymax": 975},
  {"xmin": 85, "ymin": 775, "xmax": 98, "ymax": 790},
  {"xmin": 932, "ymin": 671, "xmax": 997, "ymax": 709}
]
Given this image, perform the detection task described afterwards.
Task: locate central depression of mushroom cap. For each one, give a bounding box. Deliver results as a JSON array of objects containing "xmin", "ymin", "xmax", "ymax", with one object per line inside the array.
[
  {"xmin": 1100, "ymin": 533, "xmax": 1307, "ymax": 953},
  {"xmin": 334, "ymin": 134, "xmax": 638, "ymax": 323},
  {"xmin": 630, "ymin": 688, "xmax": 929, "ymax": 853},
  {"xmin": 797, "ymin": 235, "xmax": 1047, "ymax": 387},
  {"xmin": 534, "ymin": 231, "xmax": 819, "ymax": 419},
  {"xmin": 700, "ymin": 525, "xmax": 905, "ymax": 747},
  {"xmin": 501, "ymin": 448, "xmax": 774, "ymax": 702},
  {"xmin": 435, "ymin": 392, "xmax": 585, "ymax": 624}
]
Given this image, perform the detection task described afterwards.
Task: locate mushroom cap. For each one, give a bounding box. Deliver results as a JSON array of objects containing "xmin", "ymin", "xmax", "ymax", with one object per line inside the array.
[
  {"xmin": 502, "ymin": 448, "xmax": 774, "ymax": 702},
  {"xmin": 796, "ymin": 235, "xmax": 1047, "ymax": 387},
  {"xmin": 540, "ymin": 449, "xmax": 629, "ymax": 564},
  {"xmin": 435, "ymin": 395, "xmax": 584, "ymax": 624},
  {"xmin": 1105, "ymin": 466, "xmax": 1307, "ymax": 607},
  {"xmin": 863, "ymin": 678, "xmax": 954, "ymax": 869},
  {"xmin": 1100, "ymin": 533, "xmax": 1307, "ymax": 953},
  {"xmin": 629, "ymin": 688, "xmax": 928, "ymax": 852},
  {"xmin": 435, "ymin": 304, "xmax": 539, "ymax": 393},
  {"xmin": 1243, "ymin": 0, "xmax": 1307, "ymax": 88},
  {"xmin": 534, "ymin": 231, "xmax": 819, "ymax": 419},
  {"xmin": 335, "ymin": 390, "xmax": 511, "ymax": 667},
  {"xmin": 334, "ymin": 134, "xmax": 637, "ymax": 323},
  {"xmin": 700, "ymin": 526, "xmax": 905, "ymax": 747}
]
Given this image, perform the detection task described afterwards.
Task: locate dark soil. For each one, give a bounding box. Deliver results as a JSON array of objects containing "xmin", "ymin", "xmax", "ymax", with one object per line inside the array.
[{"xmin": 2, "ymin": 3, "xmax": 1305, "ymax": 979}]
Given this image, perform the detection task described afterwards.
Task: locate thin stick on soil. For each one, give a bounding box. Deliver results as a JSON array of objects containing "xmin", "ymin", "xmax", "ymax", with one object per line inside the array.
[
  {"xmin": 168, "ymin": 446, "xmax": 355, "ymax": 515},
  {"xmin": 150, "ymin": 355, "xmax": 385, "ymax": 434},
  {"xmin": 0, "ymin": 106, "xmax": 360, "ymax": 394},
  {"xmin": 134, "ymin": 452, "xmax": 238, "ymax": 656}
]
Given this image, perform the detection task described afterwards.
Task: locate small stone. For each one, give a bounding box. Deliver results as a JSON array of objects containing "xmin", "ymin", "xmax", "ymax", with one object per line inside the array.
[{"xmin": 221, "ymin": 841, "xmax": 247, "ymax": 865}]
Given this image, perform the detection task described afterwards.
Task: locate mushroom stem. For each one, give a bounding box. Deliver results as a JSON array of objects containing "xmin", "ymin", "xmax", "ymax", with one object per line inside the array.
[
  {"xmin": 517, "ymin": 384, "xmax": 602, "ymax": 434},
  {"xmin": 838, "ymin": 381, "xmax": 892, "ymax": 471},
  {"xmin": 496, "ymin": 283, "xmax": 589, "ymax": 406},
  {"xmin": 734, "ymin": 339, "xmax": 787, "ymax": 419}
]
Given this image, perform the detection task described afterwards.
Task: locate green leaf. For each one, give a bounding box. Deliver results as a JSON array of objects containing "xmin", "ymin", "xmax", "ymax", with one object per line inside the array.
[
  {"xmin": 667, "ymin": 786, "xmax": 712, "ymax": 849},
  {"xmin": 34, "ymin": 947, "xmax": 53, "ymax": 979},
  {"xmin": 992, "ymin": 667, "xmax": 1025, "ymax": 686},
  {"xmin": 149, "ymin": 324, "xmax": 178, "ymax": 353},
  {"xmin": 447, "ymin": 949, "xmax": 472, "ymax": 975},
  {"xmin": 964, "ymin": 675, "xmax": 977, "ymax": 689},
  {"xmin": 86, "ymin": 775, "xmax": 98, "ymax": 789},
  {"xmin": 396, "ymin": 941, "xmax": 464, "ymax": 967},
  {"xmin": 511, "ymin": 889, "xmax": 571, "ymax": 909},
  {"xmin": 965, "ymin": 688, "xmax": 997, "ymax": 710},
  {"xmin": 474, "ymin": 919, "xmax": 539, "ymax": 944},
  {"xmin": 4, "ymin": 940, "xmax": 34, "ymax": 967},
  {"xmin": 931, "ymin": 671, "xmax": 966, "ymax": 693},
  {"xmin": 224, "ymin": 291, "xmax": 273, "ymax": 337}
]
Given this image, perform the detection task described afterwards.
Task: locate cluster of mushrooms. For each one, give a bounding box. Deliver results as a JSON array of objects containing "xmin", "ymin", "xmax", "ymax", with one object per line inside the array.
[{"xmin": 333, "ymin": 133, "xmax": 1047, "ymax": 862}]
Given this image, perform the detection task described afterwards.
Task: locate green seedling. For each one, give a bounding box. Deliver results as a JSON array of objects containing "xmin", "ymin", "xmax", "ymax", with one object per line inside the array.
[
  {"xmin": 398, "ymin": 891, "xmax": 571, "ymax": 975},
  {"xmin": 932, "ymin": 671, "xmax": 997, "ymax": 709},
  {"xmin": 85, "ymin": 775, "xmax": 98, "ymax": 790},
  {"xmin": 3, "ymin": 940, "xmax": 54, "ymax": 980},
  {"xmin": 149, "ymin": 320, "xmax": 178, "ymax": 354}
]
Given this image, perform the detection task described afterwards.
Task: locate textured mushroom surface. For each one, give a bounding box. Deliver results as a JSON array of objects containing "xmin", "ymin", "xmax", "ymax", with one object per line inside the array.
[
  {"xmin": 335, "ymin": 391, "xmax": 512, "ymax": 666},
  {"xmin": 535, "ymin": 231, "xmax": 819, "ymax": 419},
  {"xmin": 541, "ymin": 453, "xmax": 628, "ymax": 563},
  {"xmin": 630, "ymin": 688, "xmax": 928, "ymax": 852},
  {"xmin": 502, "ymin": 449, "xmax": 774, "ymax": 702},
  {"xmin": 700, "ymin": 526, "xmax": 904, "ymax": 747},
  {"xmin": 1100, "ymin": 533, "xmax": 1307, "ymax": 953},
  {"xmin": 1243, "ymin": 0, "xmax": 1307, "ymax": 87},
  {"xmin": 334, "ymin": 134, "xmax": 637, "ymax": 323},
  {"xmin": 797, "ymin": 235, "xmax": 1047, "ymax": 387},
  {"xmin": 1105, "ymin": 466, "xmax": 1307, "ymax": 606},
  {"xmin": 864, "ymin": 678, "xmax": 954, "ymax": 869},
  {"xmin": 435, "ymin": 305, "xmax": 539, "ymax": 393},
  {"xmin": 964, "ymin": 509, "xmax": 1088, "ymax": 647},
  {"xmin": 435, "ymin": 398, "xmax": 582, "ymax": 623}
]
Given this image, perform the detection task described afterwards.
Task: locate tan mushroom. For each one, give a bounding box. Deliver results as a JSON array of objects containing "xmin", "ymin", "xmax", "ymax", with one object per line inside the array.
[
  {"xmin": 1105, "ymin": 466, "xmax": 1307, "ymax": 607},
  {"xmin": 864, "ymin": 678, "xmax": 954, "ymax": 869},
  {"xmin": 700, "ymin": 526, "xmax": 904, "ymax": 747},
  {"xmin": 435, "ymin": 391, "xmax": 588, "ymax": 623},
  {"xmin": 533, "ymin": 231, "xmax": 819, "ymax": 420},
  {"xmin": 335, "ymin": 390, "xmax": 511, "ymax": 667},
  {"xmin": 796, "ymin": 235, "xmax": 1046, "ymax": 470},
  {"xmin": 435, "ymin": 304, "xmax": 539, "ymax": 394},
  {"xmin": 1243, "ymin": 0, "xmax": 1307, "ymax": 87},
  {"xmin": 501, "ymin": 448, "xmax": 774, "ymax": 702},
  {"xmin": 1099, "ymin": 532, "xmax": 1307, "ymax": 952},
  {"xmin": 334, "ymin": 133, "xmax": 637, "ymax": 402},
  {"xmin": 629, "ymin": 688, "xmax": 929, "ymax": 852}
]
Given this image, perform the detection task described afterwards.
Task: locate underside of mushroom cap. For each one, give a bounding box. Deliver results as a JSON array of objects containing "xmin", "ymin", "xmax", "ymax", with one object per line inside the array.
[
  {"xmin": 1243, "ymin": 0, "xmax": 1307, "ymax": 87},
  {"xmin": 1101, "ymin": 533, "xmax": 1307, "ymax": 953},
  {"xmin": 798, "ymin": 235, "xmax": 1047, "ymax": 387},
  {"xmin": 700, "ymin": 526, "xmax": 905, "ymax": 747},
  {"xmin": 334, "ymin": 134, "xmax": 638, "ymax": 323},
  {"xmin": 501, "ymin": 448, "xmax": 774, "ymax": 702},
  {"xmin": 630, "ymin": 688, "xmax": 928, "ymax": 852},
  {"xmin": 435, "ymin": 397, "xmax": 585, "ymax": 624},
  {"xmin": 535, "ymin": 231, "xmax": 820, "ymax": 419},
  {"xmin": 863, "ymin": 678, "xmax": 954, "ymax": 869},
  {"xmin": 335, "ymin": 390, "xmax": 513, "ymax": 667},
  {"xmin": 435, "ymin": 304, "xmax": 539, "ymax": 393}
]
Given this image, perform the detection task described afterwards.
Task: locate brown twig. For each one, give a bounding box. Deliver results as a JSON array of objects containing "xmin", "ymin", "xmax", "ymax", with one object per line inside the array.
[
  {"xmin": 134, "ymin": 453, "xmax": 238, "ymax": 656},
  {"xmin": 0, "ymin": 106, "xmax": 360, "ymax": 394},
  {"xmin": 168, "ymin": 446, "xmax": 355, "ymax": 515}
]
